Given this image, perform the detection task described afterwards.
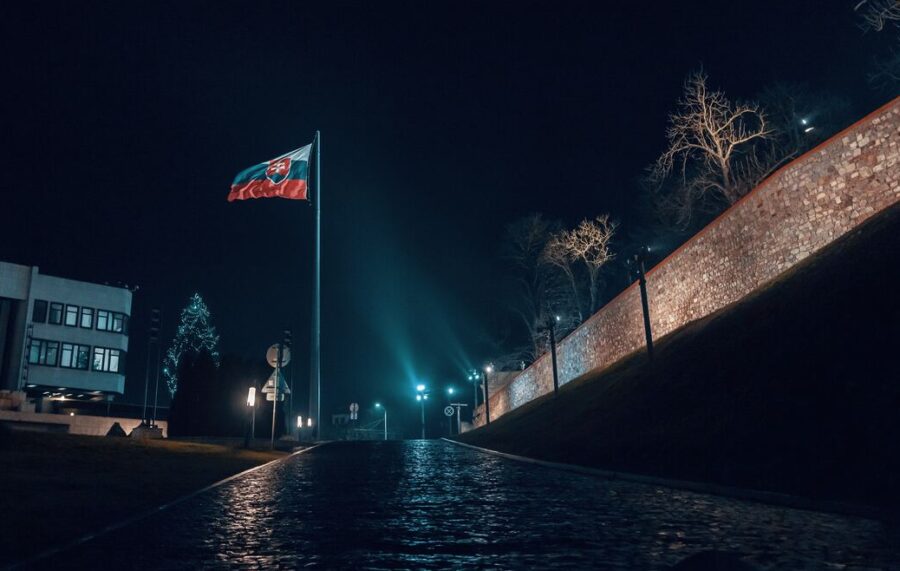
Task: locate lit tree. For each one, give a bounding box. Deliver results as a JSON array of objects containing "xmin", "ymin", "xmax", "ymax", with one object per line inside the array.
[
  {"xmin": 162, "ymin": 293, "xmax": 220, "ymax": 396},
  {"xmin": 542, "ymin": 233, "xmax": 584, "ymax": 322},
  {"xmin": 854, "ymin": 0, "xmax": 900, "ymax": 90},
  {"xmin": 648, "ymin": 70, "xmax": 772, "ymax": 227},
  {"xmin": 855, "ymin": 0, "xmax": 900, "ymax": 32},
  {"xmin": 559, "ymin": 215, "xmax": 617, "ymax": 314}
]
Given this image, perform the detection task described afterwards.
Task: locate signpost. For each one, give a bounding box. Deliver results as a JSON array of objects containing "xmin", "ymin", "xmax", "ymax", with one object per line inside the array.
[
  {"xmin": 263, "ymin": 343, "xmax": 291, "ymax": 449},
  {"xmin": 449, "ymin": 403, "xmax": 468, "ymax": 435}
]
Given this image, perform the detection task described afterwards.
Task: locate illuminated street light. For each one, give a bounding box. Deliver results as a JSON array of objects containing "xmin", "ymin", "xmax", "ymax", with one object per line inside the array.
[
  {"xmin": 448, "ymin": 387, "xmax": 455, "ymax": 395},
  {"xmin": 375, "ymin": 403, "xmax": 387, "ymax": 440},
  {"xmin": 415, "ymin": 383, "xmax": 429, "ymax": 439},
  {"xmin": 245, "ymin": 385, "xmax": 257, "ymax": 447},
  {"xmin": 482, "ymin": 364, "xmax": 493, "ymax": 425}
]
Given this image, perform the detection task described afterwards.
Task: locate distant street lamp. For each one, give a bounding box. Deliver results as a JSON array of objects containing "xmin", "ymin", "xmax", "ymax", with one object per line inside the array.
[
  {"xmin": 630, "ymin": 246, "xmax": 655, "ymax": 360},
  {"xmin": 468, "ymin": 370, "xmax": 479, "ymax": 410},
  {"xmin": 245, "ymin": 386, "xmax": 257, "ymax": 447},
  {"xmin": 415, "ymin": 384, "xmax": 429, "ymax": 439},
  {"xmin": 482, "ymin": 364, "xmax": 493, "ymax": 425},
  {"xmin": 446, "ymin": 387, "xmax": 456, "ymax": 434},
  {"xmin": 375, "ymin": 402, "xmax": 387, "ymax": 440},
  {"xmin": 547, "ymin": 315, "xmax": 561, "ymax": 396}
]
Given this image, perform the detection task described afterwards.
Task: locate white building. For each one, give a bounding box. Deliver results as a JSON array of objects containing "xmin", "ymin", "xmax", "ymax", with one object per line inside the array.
[{"xmin": 0, "ymin": 261, "xmax": 132, "ymax": 403}]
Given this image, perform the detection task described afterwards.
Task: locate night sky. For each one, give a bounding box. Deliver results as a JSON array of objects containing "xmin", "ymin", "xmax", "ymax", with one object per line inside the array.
[{"xmin": 1, "ymin": 1, "xmax": 888, "ymax": 433}]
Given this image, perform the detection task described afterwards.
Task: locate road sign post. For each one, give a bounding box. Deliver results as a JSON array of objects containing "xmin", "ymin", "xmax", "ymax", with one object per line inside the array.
[
  {"xmin": 264, "ymin": 343, "xmax": 291, "ymax": 449},
  {"xmin": 450, "ymin": 403, "xmax": 468, "ymax": 435}
]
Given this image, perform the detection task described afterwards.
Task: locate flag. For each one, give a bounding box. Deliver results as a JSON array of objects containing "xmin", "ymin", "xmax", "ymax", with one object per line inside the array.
[{"xmin": 227, "ymin": 144, "xmax": 312, "ymax": 202}]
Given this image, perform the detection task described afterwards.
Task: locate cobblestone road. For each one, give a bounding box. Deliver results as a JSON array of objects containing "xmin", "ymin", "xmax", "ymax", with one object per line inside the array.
[{"xmin": 34, "ymin": 441, "xmax": 900, "ymax": 569}]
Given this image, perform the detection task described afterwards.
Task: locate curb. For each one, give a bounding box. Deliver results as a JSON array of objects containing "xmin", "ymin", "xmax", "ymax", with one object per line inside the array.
[
  {"xmin": 5, "ymin": 443, "xmax": 325, "ymax": 570},
  {"xmin": 442, "ymin": 438, "xmax": 886, "ymax": 521}
]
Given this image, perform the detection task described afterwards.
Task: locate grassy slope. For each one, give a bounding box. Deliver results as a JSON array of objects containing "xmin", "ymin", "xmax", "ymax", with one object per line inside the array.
[
  {"xmin": 459, "ymin": 203, "xmax": 900, "ymax": 510},
  {"xmin": 0, "ymin": 431, "xmax": 284, "ymax": 565}
]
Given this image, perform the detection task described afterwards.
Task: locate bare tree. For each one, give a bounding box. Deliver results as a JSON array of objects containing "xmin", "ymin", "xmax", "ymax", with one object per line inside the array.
[
  {"xmin": 855, "ymin": 0, "xmax": 900, "ymax": 32},
  {"xmin": 648, "ymin": 70, "xmax": 772, "ymax": 227},
  {"xmin": 542, "ymin": 233, "xmax": 584, "ymax": 322},
  {"xmin": 501, "ymin": 214, "xmax": 567, "ymax": 360},
  {"xmin": 854, "ymin": 1, "xmax": 900, "ymax": 90},
  {"xmin": 560, "ymin": 215, "xmax": 617, "ymax": 314}
]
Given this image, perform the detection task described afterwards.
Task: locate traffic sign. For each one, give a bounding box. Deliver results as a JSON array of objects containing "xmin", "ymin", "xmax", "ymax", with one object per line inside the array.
[
  {"xmin": 261, "ymin": 370, "xmax": 290, "ymax": 394},
  {"xmin": 349, "ymin": 402, "xmax": 359, "ymax": 420},
  {"xmin": 444, "ymin": 406, "xmax": 454, "ymax": 417},
  {"xmin": 266, "ymin": 392, "xmax": 285, "ymax": 401},
  {"xmin": 266, "ymin": 344, "xmax": 291, "ymax": 368}
]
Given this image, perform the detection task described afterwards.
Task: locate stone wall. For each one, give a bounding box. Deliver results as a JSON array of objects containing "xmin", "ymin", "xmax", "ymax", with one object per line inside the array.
[{"xmin": 475, "ymin": 97, "xmax": 900, "ymax": 426}]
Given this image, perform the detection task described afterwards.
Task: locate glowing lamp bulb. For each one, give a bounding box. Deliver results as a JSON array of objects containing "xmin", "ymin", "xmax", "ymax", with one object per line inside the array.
[
  {"xmin": 416, "ymin": 384, "xmax": 426, "ymax": 392},
  {"xmin": 416, "ymin": 394, "xmax": 422, "ymax": 401},
  {"xmin": 297, "ymin": 415, "xmax": 303, "ymax": 428}
]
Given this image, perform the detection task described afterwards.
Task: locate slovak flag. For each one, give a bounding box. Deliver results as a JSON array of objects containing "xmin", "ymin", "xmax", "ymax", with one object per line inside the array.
[{"xmin": 227, "ymin": 144, "xmax": 312, "ymax": 202}]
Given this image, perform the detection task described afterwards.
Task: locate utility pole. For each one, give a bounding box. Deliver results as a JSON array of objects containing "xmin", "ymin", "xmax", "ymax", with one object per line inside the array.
[
  {"xmin": 142, "ymin": 308, "xmax": 161, "ymax": 424},
  {"xmin": 150, "ymin": 309, "xmax": 163, "ymax": 427}
]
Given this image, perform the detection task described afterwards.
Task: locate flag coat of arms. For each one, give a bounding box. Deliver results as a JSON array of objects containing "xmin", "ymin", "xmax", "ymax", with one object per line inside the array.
[{"xmin": 228, "ymin": 144, "xmax": 312, "ymax": 202}]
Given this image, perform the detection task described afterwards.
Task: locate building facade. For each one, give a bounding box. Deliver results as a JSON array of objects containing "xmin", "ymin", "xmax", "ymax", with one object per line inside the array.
[{"xmin": 0, "ymin": 261, "xmax": 132, "ymax": 404}]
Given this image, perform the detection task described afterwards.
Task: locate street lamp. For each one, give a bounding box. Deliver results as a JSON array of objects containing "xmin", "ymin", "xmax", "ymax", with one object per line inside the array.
[
  {"xmin": 629, "ymin": 246, "xmax": 655, "ymax": 360},
  {"xmin": 375, "ymin": 402, "xmax": 387, "ymax": 440},
  {"xmin": 547, "ymin": 314, "xmax": 561, "ymax": 397},
  {"xmin": 482, "ymin": 364, "xmax": 493, "ymax": 425},
  {"xmin": 245, "ymin": 386, "xmax": 257, "ymax": 447},
  {"xmin": 415, "ymin": 384, "xmax": 429, "ymax": 439}
]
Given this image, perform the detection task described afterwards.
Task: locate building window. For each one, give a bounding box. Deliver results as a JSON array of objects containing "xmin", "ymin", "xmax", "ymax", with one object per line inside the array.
[
  {"xmin": 49, "ymin": 302, "xmax": 64, "ymax": 325},
  {"xmin": 92, "ymin": 347, "xmax": 124, "ymax": 373},
  {"xmin": 80, "ymin": 307, "xmax": 94, "ymax": 329},
  {"xmin": 111, "ymin": 312, "xmax": 128, "ymax": 334},
  {"xmin": 60, "ymin": 343, "xmax": 91, "ymax": 370},
  {"xmin": 65, "ymin": 305, "xmax": 79, "ymax": 327},
  {"xmin": 96, "ymin": 310, "xmax": 110, "ymax": 331},
  {"xmin": 33, "ymin": 300, "xmax": 48, "ymax": 323},
  {"xmin": 27, "ymin": 339, "xmax": 59, "ymax": 366}
]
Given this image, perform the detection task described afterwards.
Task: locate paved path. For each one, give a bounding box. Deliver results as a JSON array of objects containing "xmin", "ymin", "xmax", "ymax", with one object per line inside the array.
[{"xmin": 32, "ymin": 441, "xmax": 900, "ymax": 569}]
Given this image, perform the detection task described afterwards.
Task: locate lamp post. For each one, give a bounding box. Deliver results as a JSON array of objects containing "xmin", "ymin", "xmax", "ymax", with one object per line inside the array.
[
  {"xmin": 446, "ymin": 387, "xmax": 456, "ymax": 435},
  {"xmin": 631, "ymin": 246, "xmax": 654, "ymax": 360},
  {"xmin": 415, "ymin": 384, "xmax": 429, "ymax": 439},
  {"xmin": 482, "ymin": 364, "xmax": 493, "ymax": 425},
  {"xmin": 548, "ymin": 315, "xmax": 561, "ymax": 396},
  {"xmin": 375, "ymin": 402, "xmax": 387, "ymax": 440},
  {"xmin": 246, "ymin": 386, "xmax": 256, "ymax": 447}
]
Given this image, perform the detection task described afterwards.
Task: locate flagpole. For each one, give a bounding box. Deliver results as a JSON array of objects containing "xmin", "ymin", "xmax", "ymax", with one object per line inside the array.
[{"xmin": 309, "ymin": 131, "xmax": 321, "ymax": 440}]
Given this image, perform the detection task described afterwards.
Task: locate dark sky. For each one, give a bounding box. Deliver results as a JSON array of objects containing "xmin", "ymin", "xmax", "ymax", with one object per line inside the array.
[{"xmin": 1, "ymin": 1, "xmax": 887, "ymax": 434}]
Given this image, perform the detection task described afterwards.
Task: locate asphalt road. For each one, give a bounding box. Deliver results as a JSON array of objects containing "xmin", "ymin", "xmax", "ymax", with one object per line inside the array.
[{"xmin": 27, "ymin": 440, "xmax": 900, "ymax": 569}]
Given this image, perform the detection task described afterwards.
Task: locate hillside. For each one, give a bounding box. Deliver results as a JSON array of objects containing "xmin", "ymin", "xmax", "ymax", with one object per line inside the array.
[{"xmin": 458, "ymin": 202, "xmax": 900, "ymax": 511}]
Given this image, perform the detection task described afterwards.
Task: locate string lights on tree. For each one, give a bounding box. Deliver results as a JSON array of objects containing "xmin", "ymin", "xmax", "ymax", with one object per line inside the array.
[{"xmin": 162, "ymin": 293, "xmax": 221, "ymax": 396}]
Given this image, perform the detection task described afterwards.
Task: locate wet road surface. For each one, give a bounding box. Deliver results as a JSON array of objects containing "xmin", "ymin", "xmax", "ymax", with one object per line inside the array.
[{"xmin": 32, "ymin": 440, "xmax": 900, "ymax": 569}]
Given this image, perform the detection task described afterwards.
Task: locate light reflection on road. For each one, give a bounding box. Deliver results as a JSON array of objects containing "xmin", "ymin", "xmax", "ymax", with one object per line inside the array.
[{"xmin": 35, "ymin": 440, "xmax": 900, "ymax": 570}]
